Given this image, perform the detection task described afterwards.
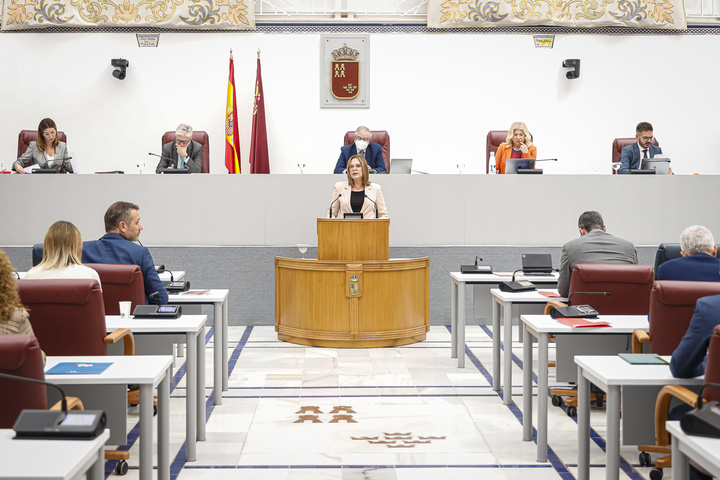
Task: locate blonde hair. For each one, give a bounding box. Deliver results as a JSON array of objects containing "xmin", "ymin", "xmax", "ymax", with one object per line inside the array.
[
  {"xmin": 36, "ymin": 221, "xmax": 83, "ymax": 270},
  {"xmin": 0, "ymin": 250, "xmax": 25, "ymax": 324},
  {"xmin": 345, "ymin": 155, "xmax": 371, "ymax": 187},
  {"xmin": 504, "ymin": 122, "xmax": 533, "ymax": 147}
]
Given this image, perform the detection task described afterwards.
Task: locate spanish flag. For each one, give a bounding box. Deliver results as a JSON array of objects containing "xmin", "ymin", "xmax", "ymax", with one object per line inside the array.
[{"xmin": 225, "ymin": 50, "xmax": 241, "ymax": 174}]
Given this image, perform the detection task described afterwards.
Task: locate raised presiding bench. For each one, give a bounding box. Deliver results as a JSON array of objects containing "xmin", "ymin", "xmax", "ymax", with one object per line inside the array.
[{"xmin": 276, "ymin": 218, "xmax": 429, "ymax": 348}]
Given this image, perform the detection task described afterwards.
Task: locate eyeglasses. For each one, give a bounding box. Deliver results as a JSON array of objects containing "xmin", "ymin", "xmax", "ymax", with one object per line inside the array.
[
  {"xmin": 354, "ymin": 136, "xmax": 370, "ymax": 142},
  {"xmin": 640, "ymin": 136, "xmax": 654, "ymax": 142},
  {"xmin": 43, "ymin": 130, "xmax": 56, "ymax": 137},
  {"xmin": 176, "ymin": 139, "xmax": 190, "ymax": 146},
  {"xmin": 349, "ymin": 164, "xmax": 363, "ymax": 170}
]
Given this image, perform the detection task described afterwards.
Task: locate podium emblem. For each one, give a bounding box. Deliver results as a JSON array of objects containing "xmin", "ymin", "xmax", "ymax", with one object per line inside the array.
[
  {"xmin": 349, "ymin": 274, "xmax": 359, "ymax": 296},
  {"xmin": 331, "ymin": 44, "xmax": 360, "ymax": 100}
]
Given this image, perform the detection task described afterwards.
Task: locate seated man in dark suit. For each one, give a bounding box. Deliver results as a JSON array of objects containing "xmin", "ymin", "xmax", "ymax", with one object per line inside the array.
[
  {"xmin": 155, "ymin": 123, "xmax": 202, "ymax": 173},
  {"xmin": 333, "ymin": 126, "xmax": 386, "ymax": 174},
  {"xmin": 619, "ymin": 121, "xmax": 668, "ymax": 174},
  {"xmin": 657, "ymin": 225, "xmax": 720, "ymax": 282},
  {"xmin": 82, "ymin": 201, "xmax": 168, "ymax": 304},
  {"xmin": 557, "ymin": 211, "xmax": 638, "ymax": 297}
]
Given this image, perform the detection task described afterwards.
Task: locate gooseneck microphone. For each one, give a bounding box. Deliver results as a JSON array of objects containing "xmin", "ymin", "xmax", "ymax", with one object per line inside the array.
[
  {"xmin": 566, "ymin": 291, "xmax": 611, "ymax": 306},
  {"xmin": 149, "ymin": 152, "xmax": 178, "ymax": 169},
  {"xmin": 329, "ymin": 193, "xmax": 342, "ymax": 218},
  {"xmin": 475, "ymin": 256, "xmax": 483, "ymax": 266},
  {"xmin": 0, "ymin": 372, "xmax": 69, "ymax": 412},
  {"xmin": 364, "ymin": 194, "xmax": 378, "ymax": 218}
]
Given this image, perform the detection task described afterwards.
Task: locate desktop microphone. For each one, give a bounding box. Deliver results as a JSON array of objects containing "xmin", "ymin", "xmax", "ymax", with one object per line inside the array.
[
  {"xmin": 460, "ymin": 256, "xmax": 493, "ymax": 274},
  {"xmin": 0, "ymin": 372, "xmax": 106, "ymax": 439},
  {"xmin": 549, "ymin": 291, "xmax": 610, "ymax": 319},
  {"xmin": 328, "ymin": 193, "xmax": 342, "ymax": 218},
  {"xmin": 499, "ymin": 269, "xmax": 536, "ymax": 292},
  {"xmin": 162, "ymin": 269, "xmax": 190, "ymax": 293},
  {"xmin": 681, "ymin": 382, "xmax": 720, "ymax": 438},
  {"xmin": 364, "ymin": 194, "xmax": 378, "ymax": 218}
]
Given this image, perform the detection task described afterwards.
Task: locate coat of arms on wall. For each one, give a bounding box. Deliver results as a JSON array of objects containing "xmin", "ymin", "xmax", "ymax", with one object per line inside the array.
[{"xmin": 331, "ymin": 43, "xmax": 360, "ymax": 100}]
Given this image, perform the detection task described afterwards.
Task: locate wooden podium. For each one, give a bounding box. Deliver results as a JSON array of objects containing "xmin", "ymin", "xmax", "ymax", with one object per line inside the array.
[{"xmin": 275, "ymin": 218, "xmax": 429, "ymax": 348}]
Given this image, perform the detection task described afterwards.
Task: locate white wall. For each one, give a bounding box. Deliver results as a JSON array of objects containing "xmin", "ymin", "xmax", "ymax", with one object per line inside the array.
[{"xmin": 0, "ymin": 30, "xmax": 717, "ymax": 175}]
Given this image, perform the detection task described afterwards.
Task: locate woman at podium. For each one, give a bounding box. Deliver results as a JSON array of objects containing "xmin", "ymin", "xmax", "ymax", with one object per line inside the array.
[
  {"xmin": 12, "ymin": 118, "xmax": 71, "ymax": 173},
  {"xmin": 329, "ymin": 155, "xmax": 388, "ymax": 219},
  {"xmin": 494, "ymin": 121, "xmax": 537, "ymax": 174}
]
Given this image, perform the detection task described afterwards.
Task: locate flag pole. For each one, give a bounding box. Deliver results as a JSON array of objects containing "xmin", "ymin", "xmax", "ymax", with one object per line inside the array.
[
  {"xmin": 257, "ymin": 48, "xmax": 260, "ymax": 59},
  {"xmin": 230, "ymin": 48, "xmax": 233, "ymax": 60}
]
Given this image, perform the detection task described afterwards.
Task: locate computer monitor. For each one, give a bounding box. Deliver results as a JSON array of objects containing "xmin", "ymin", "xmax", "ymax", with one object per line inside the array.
[
  {"xmin": 641, "ymin": 158, "xmax": 671, "ymax": 175},
  {"xmin": 505, "ymin": 158, "xmax": 536, "ymax": 174},
  {"xmin": 390, "ymin": 158, "xmax": 412, "ymax": 174}
]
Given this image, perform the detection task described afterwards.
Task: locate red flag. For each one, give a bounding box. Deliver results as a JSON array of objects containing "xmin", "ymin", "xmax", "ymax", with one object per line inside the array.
[
  {"xmin": 225, "ymin": 52, "xmax": 241, "ymax": 174},
  {"xmin": 250, "ymin": 53, "xmax": 269, "ymax": 174}
]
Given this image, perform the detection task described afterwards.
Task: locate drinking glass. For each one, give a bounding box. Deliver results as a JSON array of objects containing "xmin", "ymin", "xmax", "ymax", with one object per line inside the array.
[
  {"xmin": 297, "ymin": 244, "xmax": 309, "ymax": 259},
  {"xmin": 612, "ymin": 162, "xmax": 621, "ymax": 173},
  {"xmin": 457, "ymin": 163, "xmax": 465, "ymax": 174},
  {"xmin": 298, "ymin": 163, "xmax": 306, "ymax": 174},
  {"xmin": 137, "ymin": 161, "xmax": 146, "ymax": 174}
]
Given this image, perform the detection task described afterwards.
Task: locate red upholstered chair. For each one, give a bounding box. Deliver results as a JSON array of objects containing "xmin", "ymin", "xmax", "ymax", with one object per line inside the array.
[
  {"xmin": 343, "ymin": 130, "xmax": 390, "ymax": 171},
  {"xmin": 18, "ymin": 130, "xmax": 68, "ymax": 158},
  {"xmin": 637, "ymin": 324, "xmax": 720, "ymax": 476},
  {"xmin": 85, "ymin": 263, "xmax": 145, "ymax": 315},
  {"xmin": 486, "ymin": 130, "xmax": 508, "ymax": 173},
  {"xmin": 611, "ymin": 137, "xmax": 660, "ymax": 174},
  {"xmin": 0, "ymin": 334, "xmax": 83, "ymax": 428},
  {"xmin": 162, "ymin": 130, "xmax": 210, "ymax": 173},
  {"xmin": 16, "ymin": 279, "xmax": 134, "ymax": 356},
  {"xmin": 633, "ymin": 281, "xmax": 720, "ymax": 354},
  {"xmin": 567, "ymin": 264, "xmax": 654, "ymax": 314}
]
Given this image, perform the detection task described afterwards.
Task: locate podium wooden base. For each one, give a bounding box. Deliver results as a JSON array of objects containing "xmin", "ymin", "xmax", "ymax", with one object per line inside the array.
[{"xmin": 275, "ymin": 257, "xmax": 429, "ymax": 348}]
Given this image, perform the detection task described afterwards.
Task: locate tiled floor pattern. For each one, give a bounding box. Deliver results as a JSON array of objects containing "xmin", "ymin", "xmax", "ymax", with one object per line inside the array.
[{"xmin": 108, "ymin": 325, "xmax": 664, "ymax": 480}]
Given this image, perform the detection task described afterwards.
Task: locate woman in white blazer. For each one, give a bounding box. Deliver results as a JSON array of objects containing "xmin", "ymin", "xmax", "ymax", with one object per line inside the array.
[
  {"xmin": 13, "ymin": 118, "xmax": 71, "ymax": 173},
  {"xmin": 329, "ymin": 155, "xmax": 388, "ymax": 219}
]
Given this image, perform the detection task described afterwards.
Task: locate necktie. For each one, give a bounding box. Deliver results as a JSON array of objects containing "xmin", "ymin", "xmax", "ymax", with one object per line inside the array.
[
  {"xmin": 178, "ymin": 156, "xmax": 185, "ymax": 169},
  {"xmin": 643, "ymin": 149, "xmax": 648, "ymax": 159},
  {"xmin": 358, "ymin": 150, "xmax": 366, "ymax": 158}
]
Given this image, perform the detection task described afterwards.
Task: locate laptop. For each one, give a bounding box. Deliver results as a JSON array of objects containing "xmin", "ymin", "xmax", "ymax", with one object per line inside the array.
[
  {"xmin": 521, "ymin": 253, "xmax": 553, "ymax": 275},
  {"xmin": 641, "ymin": 157, "xmax": 670, "ymax": 175},
  {"xmin": 390, "ymin": 158, "xmax": 412, "ymax": 174},
  {"xmin": 505, "ymin": 158, "xmax": 536, "ymax": 174}
]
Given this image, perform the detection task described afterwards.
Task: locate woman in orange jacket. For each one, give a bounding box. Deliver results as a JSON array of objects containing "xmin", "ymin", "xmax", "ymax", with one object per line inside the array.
[{"xmin": 495, "ymin": 122, "xmax": 537, "ymax": 174}]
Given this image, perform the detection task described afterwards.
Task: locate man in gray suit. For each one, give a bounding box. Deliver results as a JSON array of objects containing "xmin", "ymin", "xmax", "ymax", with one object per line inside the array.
[{"xmin": 558, "ymin": 211, "xmax": 638, "ymax": 297}]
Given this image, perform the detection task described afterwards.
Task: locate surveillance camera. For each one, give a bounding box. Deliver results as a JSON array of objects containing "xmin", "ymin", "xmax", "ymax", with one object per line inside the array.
[
  {"xmin": 562, "ymin": 59, "xmax": 580, "ymax": 80},
  {"xmin": 112, "ymin": 69, "xmax": 126, "ymax": 80},
  {"xmin": 111, "ymin": 59, "xmax": 129, "ymax": 68}
]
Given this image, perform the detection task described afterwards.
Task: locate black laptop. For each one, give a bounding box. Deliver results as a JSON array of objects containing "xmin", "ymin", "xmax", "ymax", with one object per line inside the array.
[{"xmin": 521, "ymin": 254, "xmax": 553, "ymax": 276}]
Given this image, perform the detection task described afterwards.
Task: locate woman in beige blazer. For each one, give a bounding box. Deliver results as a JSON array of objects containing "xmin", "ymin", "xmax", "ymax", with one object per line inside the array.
[{"xmin": 329, "ymin": 155, "xmax": 388, "ymax": 219}]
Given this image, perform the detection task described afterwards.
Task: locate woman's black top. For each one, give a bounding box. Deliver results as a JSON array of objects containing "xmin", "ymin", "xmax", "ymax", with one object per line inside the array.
[{"xmin": 350, "ymin": 189, "xmax": 365, "ymax": 213}]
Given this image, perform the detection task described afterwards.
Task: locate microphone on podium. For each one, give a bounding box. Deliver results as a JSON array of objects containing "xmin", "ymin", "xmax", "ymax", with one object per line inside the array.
[
  {"xmin": 328, "ymin": 193, "xmax": 342, "ymax": 218},
  {"xmin": 364, "ymin": 194, "xmax": 378, "ymax": 218}
]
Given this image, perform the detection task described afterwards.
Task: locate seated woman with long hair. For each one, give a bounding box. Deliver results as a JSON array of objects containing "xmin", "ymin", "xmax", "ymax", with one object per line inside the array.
[
  {"xmin": 25, "ymin": 221, "xmax": 101, "ymax": 288},
  {"xmin": 0, "ymin": 249, "xmax": 45, "ymax": 362},
  {"xmin": 494, "ymin": 121, "xmax": 537, "ymax": 174}
]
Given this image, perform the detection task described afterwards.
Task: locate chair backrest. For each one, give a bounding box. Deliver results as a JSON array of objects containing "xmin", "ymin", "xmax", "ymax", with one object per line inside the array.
[
  {"xmin": 343, "ymin": 130, "xmax": 390, "ymax": 171},
  {"xmin": 486, "ymin": 130, "xmax": 508, "ymax": 173},
  {"xmin": 85, "ymin": 263, "xmax": 145, "ymax": 315},
  {"xmin": 31, "ymin": 243, "xmax": 43, "ymax": 267},
  {"xmin": 705, "ymin": 325, "xmax": 720, "ymax": 402},
  {"xmin": 0, "ymin": 334, "xmax": 47, "ymax": 428},
  {"xmin": 653, "ymin": 243, "xmax": 683, "ymax": 279},
  {"xmin": 568, "ymin": 264, "xmax": 654, "ymax": 314},
  {"xmin": 611, "ymin": 137, "xmax": 660, "ymax": 174},
  {"xmin": 162, "ymin": 130, "xmax": 210, "ymax": 173},
  {"xmin": 17, "ymin": 279, "xmax": 108, "ymax": 356},
  {"xmin": 18, "ymin": 130, "xmax": 68, "ymax": 158},
  {"xmin": 648, "ymin": 281, "xmax": 720, "ymax": 355}
]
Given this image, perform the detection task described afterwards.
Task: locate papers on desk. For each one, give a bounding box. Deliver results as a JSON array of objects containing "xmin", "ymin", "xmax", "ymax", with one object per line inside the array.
[
  {"xmin": 539, "ymin": 291, "xmax": 562, "ymax": 298},
  {"xmin": 555, "ymin": 317, "xmax": 611, "ymax": 328},
  {"xmin": 182, "ymin": 290, "xmax": 210, "ymax": 295},
  {"xmin": 46, "ymin": 362, "xmax": 112, "ymax": 375},
  {"xmin": 618, "ymin": 353, "xmax": 669, "ymax": 365}
]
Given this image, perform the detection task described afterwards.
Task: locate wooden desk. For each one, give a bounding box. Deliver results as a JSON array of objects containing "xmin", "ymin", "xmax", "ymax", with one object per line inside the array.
[
  {"xmin": 275, "ymin": 257, "xmax": 429, "ymax": 347},
  {"xmin": 575, "ymin": 356, "xmax": 704, "ymax": 480},
  {"xmin": 44, "ymin": 355, "xmax": 172, "ymax": 480},
  {"xmin": 0, "ymin": 428, "xmax": 110, "ymax": 480}
]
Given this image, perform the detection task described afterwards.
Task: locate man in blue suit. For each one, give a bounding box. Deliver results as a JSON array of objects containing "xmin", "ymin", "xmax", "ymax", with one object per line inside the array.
[
  {"xmin": 333, "ymin": 126, "xmax": 387, "ymax": 174},
  {"xmin": 619, "ymin": 121, "xmax": 664, "ymax": 174},
  {"xmin": 82, "ymin": 201, "xmax": 168, "ymax": 305},
  {"xmin": 657, "ymin": 225, "xmax": 720, "ymax": 282}
]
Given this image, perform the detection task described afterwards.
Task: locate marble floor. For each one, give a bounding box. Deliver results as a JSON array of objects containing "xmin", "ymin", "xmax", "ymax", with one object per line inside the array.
[{"xmin": 111, "ymin": 325, "xmax": 664, "ymax": 480}]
